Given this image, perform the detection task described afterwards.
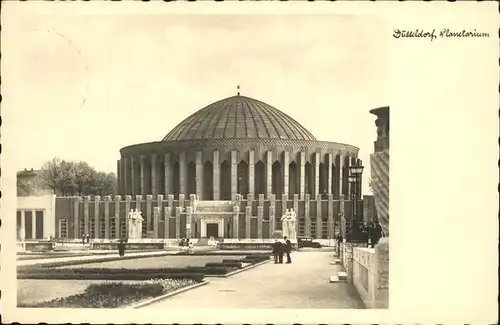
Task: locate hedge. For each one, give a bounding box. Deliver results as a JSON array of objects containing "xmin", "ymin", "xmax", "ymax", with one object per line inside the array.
[
  {"xmin": 18, "ymin": 279, "xmax": 195, "ymax": 308},
  {"xmin": 18, "ymin": 266, "xmax": 231, "ymax": 276},
  {"xmin": 17, "ymin": 272, "xmax": 205, "ymax": 282},
  {"xmin": 205, "ymin": 262, "xmax": 243, "ymax": 269}
]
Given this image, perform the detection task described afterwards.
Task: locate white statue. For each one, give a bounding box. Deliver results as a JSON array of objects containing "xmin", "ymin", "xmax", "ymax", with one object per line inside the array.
[
  {"xmin": 281, "ymin": 209, "xmax": 297, "ymax": 240},
  {"xmin": 128, "ymin": 209, "xmax": 144, "ymax": 239}
]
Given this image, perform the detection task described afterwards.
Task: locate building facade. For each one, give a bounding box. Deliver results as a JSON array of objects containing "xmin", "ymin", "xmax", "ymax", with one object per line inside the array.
[{"xmin": 43, "ymin": 95, "xmax": 365, "ymax": 241}]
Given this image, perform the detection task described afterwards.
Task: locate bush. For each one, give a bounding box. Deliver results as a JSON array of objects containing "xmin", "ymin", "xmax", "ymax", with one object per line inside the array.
[
  {"xmin": 18, "ymin": 278, "xmax": 196, "ymax": 308},
  {"xmin": 17, "ymin": 271, "xmax": 205, "ymax": 282}
]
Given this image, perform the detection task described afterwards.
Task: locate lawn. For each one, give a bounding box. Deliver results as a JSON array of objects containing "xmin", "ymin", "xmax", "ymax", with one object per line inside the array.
[{"xmin": 60, "ymin": 255, "xmax": 247, "ymax": 269}]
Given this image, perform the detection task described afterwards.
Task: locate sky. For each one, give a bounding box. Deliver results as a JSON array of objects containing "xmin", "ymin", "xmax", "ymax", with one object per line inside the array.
[{"xmin": 3, "ymin": 13, "xmax": 388, "ymax": 195}]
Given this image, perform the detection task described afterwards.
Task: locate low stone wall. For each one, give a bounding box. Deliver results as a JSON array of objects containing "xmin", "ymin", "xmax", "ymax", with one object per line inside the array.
[
  {"xmin": 351, "ymin": 241, "xmax": 389, "ymax": 308},
  {"xmin": 91, "ymin": 242, "xmax": 165, "ymax": 250},
  {"xmin": 24, "ymin": 242, "xmax": 55, "ymax": 252}
]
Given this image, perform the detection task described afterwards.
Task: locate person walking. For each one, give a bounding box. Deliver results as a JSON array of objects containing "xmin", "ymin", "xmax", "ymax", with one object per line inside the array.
[
  {"xmin": 371, "ymin": 222, "xmax": 383, "ymax": 248},
  {"xmin": 272, "ymin": 240, "xmax": 280, "ymax": 264},
  {"xmin": 118, "ymin": 239, "xmax": 126, "ymax": 257},
  {"xmin": 284, "ymin": 236, "xmax": 292, "ymax": 264},
  {"xmin": 278, "ymin": 240, "xmax": 284, "ymax": 264}
]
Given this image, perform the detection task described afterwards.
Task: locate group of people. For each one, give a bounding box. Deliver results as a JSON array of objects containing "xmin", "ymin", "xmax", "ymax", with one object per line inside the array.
[
  {"xmin": 81, "ymin": 234, "xmax": 91, "ymax": 245},
  {"xmin": 335, "ymin": 221, "xmax": 384, "ymax": 250},
  {"xmin": 178, "ymin": 237, "xmax": 194, "ymax": 253},
  {"xmin": 272, "ymin": 236, "xmax": 293, "ymax": 264}
]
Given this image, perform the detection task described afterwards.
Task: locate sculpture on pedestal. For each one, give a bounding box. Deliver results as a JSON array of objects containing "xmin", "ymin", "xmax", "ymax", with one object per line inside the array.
[
  {"xmin": 281, "ymin": 209, "xmax": 297, "ymax": 240},
  {"xmin": 127, "ymin": 209, "xmax": 144, "ymax": 239}
]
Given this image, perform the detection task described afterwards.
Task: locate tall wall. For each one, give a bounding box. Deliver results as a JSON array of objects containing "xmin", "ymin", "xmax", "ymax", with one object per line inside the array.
[{"xmin": 53, "ymin": 194, "xmax": 356, "ymax": 240}]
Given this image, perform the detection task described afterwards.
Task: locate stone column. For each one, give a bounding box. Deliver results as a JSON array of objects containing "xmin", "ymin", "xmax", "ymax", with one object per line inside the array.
[
  {"xmin": 179, "ymin": 194, "xmax": 185, "ymax": 211},
  {"xmin": 316, "ymin": 194, "xmax": 322, "ymax": 239},
  {"xmin": 304, "ymin": 193, "xmax": 311, "ymax": 237},
  {"xmin": 146, "ymin": 195, "xmax": 153, "ymax": 234},
  {"xmin": 156, "ymin": 194, "xmax": 163, "ymax": 238},
  {"xmin": 266, "ymin": 151, "xmax": 273, "ymax": 199},
  {"xmin": 293, "ymin": 194, "xmax": 299, "ymax": 237},
  {"xmin": 281, "ymin": 193, "xmax": 288, "ymax": 225},
  {"xmin": 130, "ymin": 157, "xmax": 136, "ymax": 196},
  {"xmin": 104, "ymin": 196, "xmax": 111, "ymax": 239},
  {"xmin": 73, "ymin": 198, "xmax": 80, "ymax": 239},
  {"xmin": 140, "ymin": 155, "xmax": 146, "ymax": 197},
  {"xmin": 327, "ymin": 193, "xmax": 334, "ymax": 238},
  {"xmin": 346, "ymin": 156, "xmax": 352, "ymax": 200},
  {"xmin": 114, "ymin": 195, "xmax": 121, "ymax": 239},
  {"xmin": 313, "ymin": 152, "xmax": 320, "ymax": 197},
  {"xmin": 338, "ymin": 154, "xmax": 344, "ymax": 200},
  {"xmin": 175, "ymin": 207, "xmax": 182, "ymax": 239},
  {"xmin": 213, "ymin": 150, "xmax": 220, "ymax": 200},
  {"xmin": 232, "ymin": 205, "xmax": 239, "ymax": 239},
  {"xmin": 299, "ymin": 152, "xmax": 305, "ymax": 200},
  {"xmin": 231, "ymin": 150, "xmax": 238, "ymax": 199},
  {"xmin": 257, "ymin": 206, "xmax": 263, "ymax": 239},
  {"xmin": 195, "ymin": 151, "xmax": 203, "ymax": 199},
  {"xmin": 20, "ymin": 211, "xmax": 26, "ymax": 241},
  {"xmin": 339, "ymin": 194, "xmax": 346, "ymax": 238},
  {"xmin": 186, "ymin": 206, "xmax": 193, "ymax": 238},
  {"xmin": 327, "ymin": 153, "xmax": 333, "ymax": 195},
  {"xmin": 124, "ymin": 158, "xmax": 130, "ymax": 195},
  {"xmin": 94, "ymin": 196, "xmax": 100, "ymax": 239},
  {"xmin": 258, "ymin": 193, "xmax": 264, "ymax": 208},
  {"xmin": 164, "ymin": 153, "xmax": 172, "ymax": 195},
  {"xmin": 245, "ymin": 205, "xmax": 252, "ymax": 238},
  {"xmin": 31, "ymin": 210, "xmax": 36, "ymax": 239},
  {"xmin": 283, "ymin": 151, "xmax": 289, "ymax": 198},
  {"xmin": 164, "ymin": 207, "xmax": 171, "ymax": 238},
  {"xmin": 269, "ymin": 205, "xmax": 275, "ymax": 238},
  {"xmin": 117, "ymin": 160, "xmax": 121, "ymax": 196},
  {"xmin": 125, "ymin": 195, "xmax": 131, "ymax": 238},
  {"xmin": 151, "ymin": 154, "xmax": 158, "ymax": 196},
  {"xmin": 248, "ymin": 151, "xmax": 255, "ymax": 197},
  {"xmin": 179, "ymin": 152, "xmax": 187, "ymax": 196}
]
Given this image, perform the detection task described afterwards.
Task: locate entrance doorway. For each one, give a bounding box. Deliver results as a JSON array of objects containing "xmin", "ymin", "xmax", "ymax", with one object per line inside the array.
[{"xmin": 206, "ymin": 223, "xmax": 219, "ymax": 238}]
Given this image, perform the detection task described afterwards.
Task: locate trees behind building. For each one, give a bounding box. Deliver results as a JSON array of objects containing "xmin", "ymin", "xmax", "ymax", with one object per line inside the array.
[{"xmin": 17, "ymin": 158, "xmax": 117, "ymax": 197}]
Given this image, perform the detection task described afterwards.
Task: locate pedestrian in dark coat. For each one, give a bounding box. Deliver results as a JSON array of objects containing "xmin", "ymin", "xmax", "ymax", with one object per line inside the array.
[
  {"xmin": 371, "ymin": 222, "xmax": 383, "ymax": 247},
  {"xmin": 278, "ymin": 241, "xmax": 284, "ymax": 264},
  {"xmin": 272, "ymin": 240, "xmax": 280, "ymax": 264},
  {"xmin": 118, "ymin": 240, "xmax": 126, "ymax": 257},
  {"xmin": 283, "ymin": 236, "xmax": 292, "ymax": 263}
]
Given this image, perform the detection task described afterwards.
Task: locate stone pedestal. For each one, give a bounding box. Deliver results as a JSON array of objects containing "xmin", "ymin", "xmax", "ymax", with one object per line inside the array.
[
  {"xmin": 343, "ymin": 242, "xmax": 368, "ymax": 283},
  {"xmin": 374, "ymin": 237, "xmax": 389, "ymax": 308}
]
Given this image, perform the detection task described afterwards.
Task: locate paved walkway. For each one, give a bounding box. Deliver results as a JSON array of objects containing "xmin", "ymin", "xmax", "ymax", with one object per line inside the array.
[
  {"xmin": 146, "ymin": 251, "xmax": 365, "ymax": 309},
  {"xmin": 17, "ymin": 250, "xmax": 176, "ymax": 266}
]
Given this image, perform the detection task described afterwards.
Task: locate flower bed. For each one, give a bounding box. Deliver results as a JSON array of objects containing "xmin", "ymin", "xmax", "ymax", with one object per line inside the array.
[{"xmin": 18, "ymin": 278, "xmax": 196, "ymax": 308}]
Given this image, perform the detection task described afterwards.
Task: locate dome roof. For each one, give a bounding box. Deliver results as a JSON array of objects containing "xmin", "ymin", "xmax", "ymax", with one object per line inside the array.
[{"xmin": 162, "ymin": 95, "xmax": 316, "ymax": 142}]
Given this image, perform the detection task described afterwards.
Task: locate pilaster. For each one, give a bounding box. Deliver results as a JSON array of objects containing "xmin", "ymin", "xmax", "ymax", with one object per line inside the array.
[
  {"xmin": 114, "ymin": 195, "xmax": 121, "ymax": 239},
  {"xmin": 257, "ymin": 206, "xmax": 263, "ymax": 238},
  {"xmin": 167, "ymin": 194, "xmax": 174, "ymax": 211},
  {"xmin": 232, "ymin": 206, "xmax": 240, "ymax": 239},
  {"xmin": 94, "ymin": 196, "xmax": 100, "ymax": 239},
  {"xmin": 116, "ymin": 160, "xmax": 121, "ymax": 196},
  {"xmin": 248, "ymin": 151, "xmax": 255, "ymax": 197},
  {"xmin": 327, "ymin": 193, "xmax": 334, "ymax": 238},
  {"xmin": 156, "ymin": 194, "xmax": 163, "ymax": 238},
  {"xmin": 195, "ymin": 151, "xmax": 203, "ymax": 199},
  {"xmin": 125, "ymin": 195, "xmax": 131, "ymax": 238},
  {"xmin": 327, "ymin": 153, "xmax": 333, "ymax": 195},
  {"xmin": 186, "ymin": 206, "xmax": 193, "ymax": 238},
  {"xmin": 179, "ymin": 194, "xmax": 185, "ymax": 210},
  {"xmin": 339, "ymin": 194, "xmax": 346, "ymax": 238},
  {"xmin": 231, "ymin": 150, "xmax": 237, "ymax": 199},
  {"xmin": 164, "ymin": 207, "xmax": 171, "ymax": 238},
  {"xmin": 269, "ymin": 205, "xmax": 275, "ymax": 238},
  {"xmin": 283, "ymin": 151, "xmax": 289, "ymax": 197},
  {"xmin": 104, "ymin": 196, "xmax": 111, "ymax": 239},
  {"xmin": 314, "ymin": 152, "xmax": 320, "ymax": 197},
  {"xmin": 245, "ymin": 206, "xmax": 252, "ymax": 238},
  {"xmin": 299, "ymin": 151, "xmax": 306, "ymax": 200},
  {"xmin": 316, "ymin": 194, "xmax": 322, "ymax": 239},
  {"xmin": 175, "ymin": 207, "xmax": 182, "ymax": 239},
  {"xmin": 140, "ymin": 155, "xmax": 145, "ymax": 197},
  {"xmin": 146, "ymin": 195, "xmax": 153, "ymax": 233},
  {"xmin": 304, "ymin": 193, "xmax": 310, "ymax": 237},
  {"xmin": 130, "ymin": 157, "xmax": 136, "ymax": 196},
  {"xmin": 31, "ymin": 211, "xmax": 36, "ymax": 239},
  {"xmin": 258, "ymin": 193, "xmax": 265, "ymax": 207},
  {"xmin": 73, "ymin": 197, "xmax": 80, "ymax": 239},
  {"xmin": 293, "ymin": 194, "xmax": 299, "ymax": 236},
  {"xmin": 338, "ymin": 154, "xmax": 344, "ymax": 199},
  {"xmin": 164, "ymin": 153, "xmax": 172, "ymax": 195},
  {"xmin": 213, "ymin": 150, "xmax": 220, "ymax": 200},
  {"xmin": 282, "ymin": 193, "xmax": 288, "ymax": 223},
  {"xmin": 135, "ymin": 195, "xmax": 143, "ymax": 237},
  {"xmin": 266, "ymin": 151, "xmax": 273, "ymax": 199},
  {"xmin": 151, "ymin": 154, "xmax": 158, "ymax": 196},
  {"xmin": 179, "ymin": 152, "xmax": 187, "ymax": 196}
]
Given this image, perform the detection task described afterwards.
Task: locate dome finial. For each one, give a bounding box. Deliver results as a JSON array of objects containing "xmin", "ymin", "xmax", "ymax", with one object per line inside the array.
[{"xmin": 237, "ymin": 85, "xmax": 240, "ymax": 96}]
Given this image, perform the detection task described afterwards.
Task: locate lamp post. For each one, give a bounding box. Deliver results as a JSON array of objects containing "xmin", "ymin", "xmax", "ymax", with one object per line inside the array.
[{"xmin": 347, "ymin": 162, "xmax": 364, "ymax": 242}]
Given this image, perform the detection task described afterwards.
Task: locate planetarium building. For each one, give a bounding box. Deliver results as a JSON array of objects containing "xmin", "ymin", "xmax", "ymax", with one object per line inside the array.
[{"xmin": 117, "ymin": 94, "xmax": 360, "ymax": 201}]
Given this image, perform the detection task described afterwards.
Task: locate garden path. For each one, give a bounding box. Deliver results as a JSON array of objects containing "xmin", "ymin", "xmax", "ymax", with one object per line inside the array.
[{"xmin": 145, "ymin": 250, "xmax": 365, "ymax": 309}]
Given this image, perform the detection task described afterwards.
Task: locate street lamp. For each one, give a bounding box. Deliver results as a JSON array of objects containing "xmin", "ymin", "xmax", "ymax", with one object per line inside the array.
[{"xmin": 347, "ymin": 162, "xmax": 364, "ymax": 242}]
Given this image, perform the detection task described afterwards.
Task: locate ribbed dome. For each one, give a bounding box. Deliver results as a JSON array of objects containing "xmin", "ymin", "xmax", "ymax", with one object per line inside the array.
[{"xmin": 162, "ymin": 95, "xmax": 316, "ymax": 141}]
